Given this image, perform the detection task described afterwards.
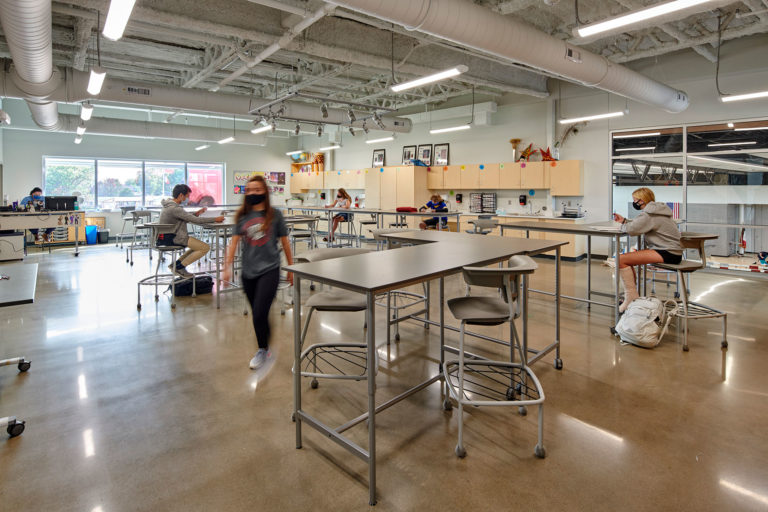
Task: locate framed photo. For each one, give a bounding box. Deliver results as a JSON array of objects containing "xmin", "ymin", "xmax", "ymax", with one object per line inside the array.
[
  {"xmin": 417, "ymin": 144, "xmax": 432, "ymax": 166},
  {"xmin": 434, "ymin": 143, "xmax": 450, "ymax": 166},
  {"xmin": 372, "ymin": 148, "xmax": 386, "ymax": 167},
  {"xmin": 402, "ymin": 145, "xmax": 417, "ymax": 165}
]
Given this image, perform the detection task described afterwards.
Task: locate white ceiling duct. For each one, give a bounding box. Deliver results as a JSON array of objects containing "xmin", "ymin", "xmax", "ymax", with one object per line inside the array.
[
  {"xmin": 0, "ymin": 0, "xmax": 61, "ymax": 130},
  {"xmin": 0, "ymin": 68, "xmax": 413, "ymax": 133},
  {"xmin": 325, "ymin": 0, "xmax": 690, "ymax": 113}
]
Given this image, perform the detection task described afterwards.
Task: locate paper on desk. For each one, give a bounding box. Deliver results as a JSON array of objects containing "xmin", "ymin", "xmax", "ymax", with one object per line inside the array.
[
  {"xmin": 590, "ymin": 223, "xmax": 623, "ymax": 232},
  {"xmin": 198, "ymin": 209, "xmax": 226, "ymax": 218}
]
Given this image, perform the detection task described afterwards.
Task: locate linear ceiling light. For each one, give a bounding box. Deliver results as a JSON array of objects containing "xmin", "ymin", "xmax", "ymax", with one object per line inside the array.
[
  {"xmin": 365, "ymin": 136, "xmax": 394, "ymax": 144},
  {"xmin": 391, "ymin": 65, "xmax": 469, "ymax": 92},
  {"xmin": 251, "ymin": 124, "xmax": 271, "ymax": 134},
  {"xmin": 319, "ymin": 145, "xmax": 341, "ymax": 151},
  {"xmin": 708, "ymin": 141, "xmax": 757, "ymax": 147},
  {"xmin": 430, "ymin": 124, "xmax": 471, "ymax": 135},
  {"xmin": 103, "ymin": 0, "xmax": 136, "ymax": 41},
  {"xmin": 76, "ymin": 124, "xmax": 87, "ymax": 136},
  {"xmin": 80, "ymin": 102, "xmax": 94, "ymax": 121},
  {"xmin": 615, "ymin": 146, "xmax": 656, "ymax": 152},
  {"xmin": 721, "ymin": 90, "xmax": 768, "ymax": 103},
  {"xmin": 217, "ymin": 136, "xmax": 235, "ymax": 144},
  {"xmin": 286, "ymin": 150, "xmax": 304, "ymax": 156},
  {"xmin": 613, "ymin": 131, "xmax": 661, "ymax": 139},
  {"xmin": 560, "ymin": 111, "xmax": 625, "ymax": 124},
  {"xmin": 195, "ymin": 144, "xmax": 210, "ymax": 151},
  {"xmin": 688, "ymin": 155, "xmax": 764, "ymax": 169},
  {"xmin": 74, "ymin": 136, "xmax": 83, "ymax": 145},
  {"xmin": 576, "ymin": 0, "xmax": 712, "ymax": 38},
  {"xmin": 87, "ymin": 67, "xmax": 107, "ymax": 95},
  {"xmin": 734, "ymin": 126, "xmax": 768, "ymax": 132}
]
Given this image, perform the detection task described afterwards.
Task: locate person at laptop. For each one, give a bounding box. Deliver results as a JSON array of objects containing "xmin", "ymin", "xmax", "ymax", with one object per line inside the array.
[
  {"xmin": 20, "ymin": 187, "xmax": 54, "ymax": 242},
  {"xmin": 159, "ymin": 184, "xmax": 224, "ymax": 278}
]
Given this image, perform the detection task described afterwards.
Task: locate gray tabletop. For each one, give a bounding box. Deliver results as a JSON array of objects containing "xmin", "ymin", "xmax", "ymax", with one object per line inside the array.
[
  {"xmin": 498, "ymin": 220, "xmax": 624, "ymax": 235},
  {"xmin": 285, "ymin": 232, "xmax": 564, "ymax": 294},
  {"xmin": 0, "ymin": 263, "xmax": 38, "ymax": 307}
]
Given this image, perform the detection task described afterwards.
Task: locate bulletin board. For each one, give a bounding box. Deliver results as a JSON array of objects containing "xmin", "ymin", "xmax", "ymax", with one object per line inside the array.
[{"xmin": 233, "ymin": 170, "xmax": 286, "ymax": 196}]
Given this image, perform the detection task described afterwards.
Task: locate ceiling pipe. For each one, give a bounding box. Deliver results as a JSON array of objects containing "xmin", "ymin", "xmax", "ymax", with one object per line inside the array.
[
  {"xmin": 0, "ymin": 0, "xmax": 62, "ymax": 130},
  {"xmin": 325, "ymin": 0, "xmax": 690, "ymax": 113},
  {"xmin": 246, "ymin": 0, "xmax": 310, "ymax": 17}
]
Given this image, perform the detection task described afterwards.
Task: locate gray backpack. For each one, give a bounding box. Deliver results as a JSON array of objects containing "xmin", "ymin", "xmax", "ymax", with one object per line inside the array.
[{"xmin": 615, "ymin": 297, "xmax": 676, "ymax": 348}]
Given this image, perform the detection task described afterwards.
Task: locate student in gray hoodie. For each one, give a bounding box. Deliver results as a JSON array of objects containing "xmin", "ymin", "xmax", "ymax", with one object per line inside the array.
[
  {"xmin": 613, "ymin": 187, "xmax": 682, "ymax": 312},
  {"xmin": 159, "ymin": 184, "xmax": 224, "ymax": 277}
]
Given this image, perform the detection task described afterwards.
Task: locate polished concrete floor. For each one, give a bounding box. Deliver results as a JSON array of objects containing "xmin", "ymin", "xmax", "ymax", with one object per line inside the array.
[{"xmin": 1, "ymin": 243, "xmax": 767, "ymax": 511}]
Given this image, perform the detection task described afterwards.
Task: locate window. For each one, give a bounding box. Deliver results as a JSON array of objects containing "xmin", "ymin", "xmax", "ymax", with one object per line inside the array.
[
  {"xmin": 43, "ymin": 157, "xmax": 96, "ymax": 209},
  {"xmin": 42, "ymin": 157, "xmax": 224, "ymax": 209},
  {"xmin": 96, "ymin": 159, "xmax": 143, "ymax": 210}
]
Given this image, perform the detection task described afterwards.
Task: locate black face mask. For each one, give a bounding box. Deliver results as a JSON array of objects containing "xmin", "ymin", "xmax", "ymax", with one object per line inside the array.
[
  {"xmin": 246, "ymin": 194, "xmax": 266, "ymax": 206},
  {"xmin": 632, "ymin": 200, "xmax": 643, "ymax": 211}
]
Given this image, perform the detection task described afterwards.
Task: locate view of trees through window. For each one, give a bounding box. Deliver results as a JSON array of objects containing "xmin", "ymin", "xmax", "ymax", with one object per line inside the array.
[{"xmin": 43, "ymin": 157, "xmax": 224, "ymax": 209}]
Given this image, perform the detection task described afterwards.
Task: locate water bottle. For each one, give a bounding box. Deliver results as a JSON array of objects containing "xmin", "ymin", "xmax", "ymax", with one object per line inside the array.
[{"xmin": 74, "ymin": 200, "xmax": 79, "ymax": 211}]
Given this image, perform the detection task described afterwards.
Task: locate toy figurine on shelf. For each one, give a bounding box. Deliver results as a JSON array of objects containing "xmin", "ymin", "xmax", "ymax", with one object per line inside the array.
[
  {"xmin": 311, "ymin": 152, "xmax": 324, "ymax": 174},
  {"xmin": 518, "ymin": 143, "xmax": 538, "ymax": 162},
  {"xmin": 540, "ymin": 147, "xmax": 557, "ymax": 161}
]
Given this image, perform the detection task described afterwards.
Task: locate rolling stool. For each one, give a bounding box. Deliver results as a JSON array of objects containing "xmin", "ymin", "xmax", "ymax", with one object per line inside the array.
[
  {"xmin": 654, "ymin": 232, "xmax": 727, "ymax": 352},
  {"xmin": 116, "ymin": 206, "xmax": 137, "ymax": 248},
  {"xmin": 444, "ymin": 255, "xmax": 546, "ymax": 459},
  {"xmin": 0, "ymin": 356, "xmax": 31, "ymax": 437},
  {"xmin": 136, "ymin": 223, "xmax": 193, "ymax": 311},
  {"xmin": 127, "ymin": 210, "xmax": 154, "ymax": 265},
  {"xmin": 466, "ymin": 217, "xmax": 497, "ymax": 235}
]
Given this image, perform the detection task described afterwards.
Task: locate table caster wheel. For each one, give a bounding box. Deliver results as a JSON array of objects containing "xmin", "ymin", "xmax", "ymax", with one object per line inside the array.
[
  {"xmin": 534, "ymin": 445, "xmax": 546, "ymax": 459},
  {"xmin": 74, "ymin": 252, "xmax": 80, "ymax": 257},
  {"xmin": 554, "ymin": 358, "xmax": 563, "ymax": 370},
  {"xmin": 455, "ymin": 445, "xmax": 466, "ymax": 458},
  {"xmin": 310, "ymin": 379, "xmax": 318, "ymax": 389},
  {"xmin": 610, "ymin": 327, "xmax": 617, "ymax": 335},
  {"xmin": 171, "ymin": 303, "xmax": 176, "ymax": 309},
  {"xmin": 310, "ymin": 284, "xmax": 315, "ymax": 291},
  {"xmin": 18, "ymin": 361, "xmax": 31, "ymax": 372},
  {"xmin": 130, "ymin": 262, "xmax": 134, "ymax": 266},
  {"xmin": 518, "ymin": 406, "xmax": 527, "ymax": 416},
  {"xmin": 442, "ymin": 399, "xmax": 453, "ymax": 411},
  {"xmin": 7, "ymin": 420, "xmax": 25, "ymax": 437},
  {"xmin": 291, "ymin": 413, "xmax": 295, "ymax": 422},
  {"xmin": 244, "ymin": 310, "xmax": 248, "ymax": 316},
  {"xmin": 395, "ymin": 333, "xmax": 400, "ymax": 342},
  {"xmin": 505, "ymin": 387, "xmax": 516, "ymax": 401},
  {"xmin": 281, "ymin": 310, "xmax": 285, "ymax": 316},
  {"xmin": 721, "ymin": 340, "xmax": 728, "ymax": 349},
  {"xmin": 137, "ymin": 304, "xmax": 142, "ymax": 311},
  {"xmin": 154, "ymin": 295, "xmax": 159, "ymax": 302},
  {"xmin": 683, "ymin": 345, "xmax": 689, "ymax": 352}
]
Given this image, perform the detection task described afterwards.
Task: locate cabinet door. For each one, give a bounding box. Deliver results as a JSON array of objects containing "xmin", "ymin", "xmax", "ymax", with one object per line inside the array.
[
  {"xmin": 325, "ymin": 170, "xmax": 339, "ymax": 189},
  {"xmin": 459, "ymin": 164, "xmax": 480, "ymax": 189},
  {"xmin": 477, "ymin": 163, "xmax": 500, "ymax": 189},
  {"xmin": 396, "ymin": 166, "xmax": 415, "ymax": 207},
  {"xmin": 499, "ymin": 162, "xmax": 521, "ymax": 189},
  {"xmin": 520, "ymin": 161, "xmax": 548, "ymax": 190},
  {"xmin": 443, "ymin": 165, "xmax": 461, "ymax": 189},
  {"xmin": 379, "ymin": 167, "xmax": 398, "ymax": 210},
  {"xmin": 365, "ymin": 168, "xmax": 381, "ymax": 208},
  {"xmin": 353, "ymin": 169, "xmax": 366, "ymax": 189},
  {"xmin": 289, "ymin": 171, "xmax": 306, "ymax": 193},
  {"xmin": 308, "ymin": 169, "xmax": 324, "ymax": 189},
  {"xmin": 549, "ymin": 160, "xmax": 583, "ymax": 196},
  {"xmin": 427, "ymin": 167, "xmax": 443, "ymax": 189}
]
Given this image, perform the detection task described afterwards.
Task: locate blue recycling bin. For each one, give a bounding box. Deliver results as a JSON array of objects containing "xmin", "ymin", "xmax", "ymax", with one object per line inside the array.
[{"xmin": 85, "ymin": 225, "xmax": 97, "ymax": 245}]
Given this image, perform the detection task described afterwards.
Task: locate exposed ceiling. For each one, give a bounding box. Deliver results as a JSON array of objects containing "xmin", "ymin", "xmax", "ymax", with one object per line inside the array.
[{"xmin": 1, "ymin": 0, "xmax": 767, "ymax": 125}]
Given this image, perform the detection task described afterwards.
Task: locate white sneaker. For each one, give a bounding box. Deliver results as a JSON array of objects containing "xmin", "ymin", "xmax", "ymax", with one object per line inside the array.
[
  {"xmin": 249, "ymin": 348, "xmax": 271, "ymax": 370},
  {"xmin": 169, "ymin": 263, "xmax": 193, "ymax": 278}
]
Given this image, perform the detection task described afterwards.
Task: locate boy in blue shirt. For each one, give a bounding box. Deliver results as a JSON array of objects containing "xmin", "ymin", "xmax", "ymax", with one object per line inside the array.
[
  {"xmin": 20, "ymin": 187, "xmax": 54, "ymax": 242},
  {"xmin": 419, "ymin": 194, "xmax": 448, "ymax": 230}
]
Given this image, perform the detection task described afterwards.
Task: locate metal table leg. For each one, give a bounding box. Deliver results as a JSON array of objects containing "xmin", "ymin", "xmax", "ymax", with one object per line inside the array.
[
  {"xmin": 555, "ymin": 246, "xmax": 562, "ymax": 368},
  {"xmin": 614, "ymin": 233, "xmax": 621, "ymax": 328},
  {"xmin": 586, "ymin": 235, "xmax": 592, "ymax": 309},
  {"xmin": 294, "ymin": 276, "xmax": 302, "ymax": 447},
  {"xmin": 365, "ymin": 290, "xmax": 377, "ymax": 506}
]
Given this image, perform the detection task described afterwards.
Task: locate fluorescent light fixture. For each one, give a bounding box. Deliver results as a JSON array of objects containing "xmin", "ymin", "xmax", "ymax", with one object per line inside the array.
[
  {"xmin": 560, "ymin": 111, "xmax": 625, "ymax": 124},
  {"xmin": 87, "ymin": 67, "xmax": 107, "ymax": 95},
  {"xmin": 286, "ymin": 150, "xmax": 304, "ymax": 156},
  {"xmin": 319, "ymin": 145, "xmax": 341, "ymax": 151},
  {"xmin": 430, "ymin": 124, "xmax": 471, "ymax": 135},
  {"xmin": 194, "ymin": 144, "xmax": 210, "ymax": 151},
  {"xmin": 615, "ymin": 146, "xmax": 656, "ymax": 152},
  {"xmin": 80, "ymin": 102, "xmax": 94, "ymax": 121},
  {"xmin": 734, "ymin": 126, "xmax": 768, "ymax": 132},
  {"xmin": 365, "ymin": 136, "xmax": 394, "ymax": 144},
  {"xmin": 721, "ymin": 90, "xmax": 768, "ymax": 103},
  {"xmin": 719, "ymin": 479, "xmax": 768, "ymax": 506},
  {"xmin": 217, "ymin": 136, "xmax": 234, "ymax": 144},
  {"xmin": 251, "ymin": 124, "xmax": 271, "ymax": 134},
  {"xmin": 577, "ymin": 0, "xmax": 712, "ymax": 38},
  {"xmin": 74, "ymin": 136, "xmax": 83, "ymax": 144},
  {"xmin": 103, "ymin": 0, "xmax": 136, "ymax": 40},
  {"xmin": 83, "ymin": 429, "xmax": 95, "ymax": 457},
  {"xmin": 76, "ymin": 124, "xmax": 86, "ymax": 136},
  {"xmin": 688, "ymin": 155, "xmax": 764, "ymax": 169},
  {"xmin": 78, "ymin": 374, "xmax": 88, "ymax": 400},
  {"xmin": 613, "ymin": 131, "xmax": 661, "ymax": 139},
  {"xmin": 392, "ymin": 65, "xmax": 469, "ymax": 92},
  {"xmin": 708, "ymin": 141, "xmax": 757, "ymax": 147}
]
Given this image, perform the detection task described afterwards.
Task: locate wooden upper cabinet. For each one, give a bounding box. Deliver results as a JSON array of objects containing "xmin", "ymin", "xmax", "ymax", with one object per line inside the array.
[
  {"xmin": 499, "ymin": 162, "xmax": 521, "ymax": 189},
  {"xmin": 549, "ymin": 160, "xmax": 584, "ymax": 196},
  {"xmin": 427, "ymin": 167, "xmax": 443, "ymax": 189},
  {"xmin": 477, "ymin": 163, "xmax": 500, "ymax": 189},
  {"xmin": 459, "ymin": 164, "xmax": 480, "ymax": 189},
  {"xmin": 443, "ymin": 165, "xmax": 461, "ymax": 189},
  {"xmin": 379, "ymin": 166, "xmax": 398, "ymax": 210},
  {"xmin": 308, "ymin": 169, "xmax": 324, "ymax": 189},
  {"xmin": 365, "ymin": 168, "xmax": 381, "ymax": 208},
  {"xmin": 520, "ymin": 161, "xmax": 549, "ymax": 190}
]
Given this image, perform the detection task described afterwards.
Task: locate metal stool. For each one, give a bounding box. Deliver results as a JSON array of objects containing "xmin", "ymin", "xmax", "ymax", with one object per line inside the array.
[
  {"xmin": 444, "ymin": 255, "xmax": 546, "ymax": 459},
  {"xmin": 329, "ymin": 213, "xmax": 358, "ymax": 247},
  {"xmin": 358, "ymin": 214, "xmax": 379, "ymax": 242},
  {"xmin": 466, "ymin": 217, "xmax": 497, "ymax": 235},
  {"xmin": 654, "ymin": 232, "xmax": 727, "ymax": 352},
  {"xmin": 126, "ymin": 210, "xmax": 154, "ymax": 265},
  {"xmin": 116, "ymin": 206, "xmax": 137, "ymax": 248},
  {"xmin": 136, "ymin": 223, "xmax": 194, "ymax": 311}
]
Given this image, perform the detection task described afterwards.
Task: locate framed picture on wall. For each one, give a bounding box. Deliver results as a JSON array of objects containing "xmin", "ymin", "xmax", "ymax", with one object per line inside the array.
[
  {"xmin": 372, "ymin": 148, "xmax": 386, "ymax": 167},
  {"xmin": 402, "ymin": 145, "xmax": 416, "ymax": 165},
  {"xmin": 434, "ymin": 143, "xmax": 450, "ymax": 166},
  {"xmin": 417, "ymin": 144, "xmax": 432, "ymax": 166}
]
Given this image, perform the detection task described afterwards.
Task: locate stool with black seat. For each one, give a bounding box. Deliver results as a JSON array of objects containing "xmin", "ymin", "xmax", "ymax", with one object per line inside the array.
[
  {"xmin": 294, "ymin": 248, "xmax": 375, "ymax": 390},
  {"xmin": 444, "ymin": 255, "xmax": 546, "ymax": 459},
  {"xmin": 358, "ymin": 214, "xmax": 378, "ymax": 242},
  {"xmin": 653, "ymin": 232, "xmax": 726, "ymax": 352},
  {"xmin": 136, "ymin": 223, "xmax": 194, "ymax": 311}
]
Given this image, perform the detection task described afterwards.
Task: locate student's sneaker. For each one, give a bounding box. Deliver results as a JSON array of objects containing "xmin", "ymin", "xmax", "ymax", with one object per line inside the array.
[
  {"xmin": 249, "ymin": 348, "xmax": 271, "ymax": 370},
  {"xmin": 168, "ymin": 263, "xmax": 193, "ymax": 278}
]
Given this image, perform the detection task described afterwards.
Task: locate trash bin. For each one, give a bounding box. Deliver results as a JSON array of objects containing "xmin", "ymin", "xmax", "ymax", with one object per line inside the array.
[
  {"xmin": 85, "ymin": 225, "xmax": 97, "ymax": 245},
  {"xmin": 97, "ymin": 229, "xmax": 110, "ymax": 244}
]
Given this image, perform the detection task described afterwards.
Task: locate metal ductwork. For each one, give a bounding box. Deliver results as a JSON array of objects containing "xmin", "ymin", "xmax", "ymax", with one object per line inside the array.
[
  {"xmin": 325, "ymin": 0, "xmax": 690, "ymax": 113},
  {"xmin": 0, "ymin": 0, "xmax": 61, "ymax": 130}
]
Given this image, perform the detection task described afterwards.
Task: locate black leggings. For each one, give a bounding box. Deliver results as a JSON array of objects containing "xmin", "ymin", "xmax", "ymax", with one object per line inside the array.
[{"xmin": 242, "ymin": 267, "xmax": 280, "ymax": 350}]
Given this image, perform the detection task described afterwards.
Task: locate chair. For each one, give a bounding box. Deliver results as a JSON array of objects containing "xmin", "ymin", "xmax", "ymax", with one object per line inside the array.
[
  {"xmin": 358, "ymin": 214, "xmax": 379, "ymax": 242},
  {"xmin": 136, "ymin": 223, "xmax": 194, "ymax": 311},
  {"xmin": 288, "ymin": 215, "xmax": 319, "ymax": 255},
  {"xmin": 0, "ymin": 357, "xmax": 31, "ymax": 437},
  {"xmin": 116, "ymin": 206, "xmax": 137, "ymax": 248},
  {"xmin": 294, "ymin": 248, "xmax": 376, "ymax": 389},
  {"xmin": 444, "ymin": 255, "xmax": 546, "ymax": 459},
  {"xmin": 653, "ymin": 232, "xmax": 727, "ymax": 352},
  {"xmin": 329, "ymin": 213, "xmax": 358, "ymax": 248},
  {"xmin": 466, "ymin": 217, "xmax": 497, "ymax": 235},
  {"xmin": 126, "ymin": 210, "xmax": 154, "ymax": 265}
]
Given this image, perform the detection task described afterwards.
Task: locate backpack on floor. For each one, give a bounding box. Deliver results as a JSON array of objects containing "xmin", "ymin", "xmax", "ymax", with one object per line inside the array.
[
  {"xmin": 615, "ymin": 297, "xmax": 676, "ymax": 348},
  {"xmin": 168, "ymin": 275, "xmax": 213, "ymax": 296}
]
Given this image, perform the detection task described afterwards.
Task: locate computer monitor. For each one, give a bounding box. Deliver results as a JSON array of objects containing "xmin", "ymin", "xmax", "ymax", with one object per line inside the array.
[{"xmin": 44, "ymin": 196, "xmax": 77, "ymax": 211}]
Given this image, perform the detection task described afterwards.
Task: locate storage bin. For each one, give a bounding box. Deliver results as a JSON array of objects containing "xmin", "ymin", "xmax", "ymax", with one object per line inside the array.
[
  {"xmin": 97, "ymin": 229, "xmax": 110, "ymax": 244},
  {"xmin": 85, "ymin": 225, "xmax": 97, "ymax": 245}
]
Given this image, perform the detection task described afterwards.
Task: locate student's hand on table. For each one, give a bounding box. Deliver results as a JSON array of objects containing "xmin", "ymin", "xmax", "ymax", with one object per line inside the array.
[
  {"xmin": 195, "ymin": 207, "xmax": 207, "ymax": 216},
  {"xmin": 613, "ymin": 213, "xmax": 625, "ymax": 223},
  {"xmin": 214, "ymin": 216, "xmax": 225, "ymax": 222}
]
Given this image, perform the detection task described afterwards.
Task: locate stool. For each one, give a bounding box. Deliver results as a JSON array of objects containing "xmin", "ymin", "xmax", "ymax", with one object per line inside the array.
[
  {"xmin": 654, "ymin": 232, "xmax": 727, "ymax": 352},
  {"xmin": 358, "ymin": 214, "xmax": 379, "ymax": 241},
  {"xmin": 116, "ymin": 206, "xmax": 137, "ymax": 248},
  {"xmin": 329, "ymin": 213, "xmax": 358, "ymax": 247},
  {"xmin": 137, "ymin": 223, "xmax": 193, "ymax": 311},
  {"xmin": 126, "ymin": 210, "xmax": 154, "ymax": 265},
  {"xmin": 445, "ymin": 255, "xmax": 546, "ymax": 459},
  {"xmin": 466, "ymin": 218, "xmax": 497, "ymax": 235}
]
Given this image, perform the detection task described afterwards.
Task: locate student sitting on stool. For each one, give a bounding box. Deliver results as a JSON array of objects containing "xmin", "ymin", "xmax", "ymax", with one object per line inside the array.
[
  {"xmin": 159, "ymin": 184, "xmax": 224, "ymax": 278},
  {"xmin": 20, "ymin": 187, "xmax": 54, "ymax": 242},
  {"xmin": 419, "ymin": 194, "xmax": 448, "ymax": 230}
]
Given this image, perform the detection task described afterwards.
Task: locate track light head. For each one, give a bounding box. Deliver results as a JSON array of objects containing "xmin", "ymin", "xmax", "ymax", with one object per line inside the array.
[
  {"xmin": 317, "ymin": 124, "xmax": 323, "ymax": 137},
  {"xmin": 270, "ymin": 118, "xmax": 276, "ymax": 132},
  {"xmin": 362, "ymin": 121, "xmax": 369, "ymax": 134},
  {"xmin": 294, "ymin": 122, "xmax": 301, "ymax": 136},
  {"xmin": 276, "ymin": 103, "xmax": 285, "ymax": 117},
  {"xmin": 372, "ymin": 111, "xmax": 385, "ymax": 129},
  {"xmin": 348, "ymin": 126, "xmax": 355, "ymax": 136},
  {"xmin": 320, "ymin": 103, "xmax": 328, "ymax": 118},
  {"xmin": 347, "ymin": 109, "xmax": 356, "ymax": 123}
]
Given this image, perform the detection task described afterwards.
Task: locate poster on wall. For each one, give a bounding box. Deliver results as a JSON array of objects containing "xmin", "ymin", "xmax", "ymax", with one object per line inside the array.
[{"xmin": 233, "ymin": 170, "xmax": 287, "ymax": 195}]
